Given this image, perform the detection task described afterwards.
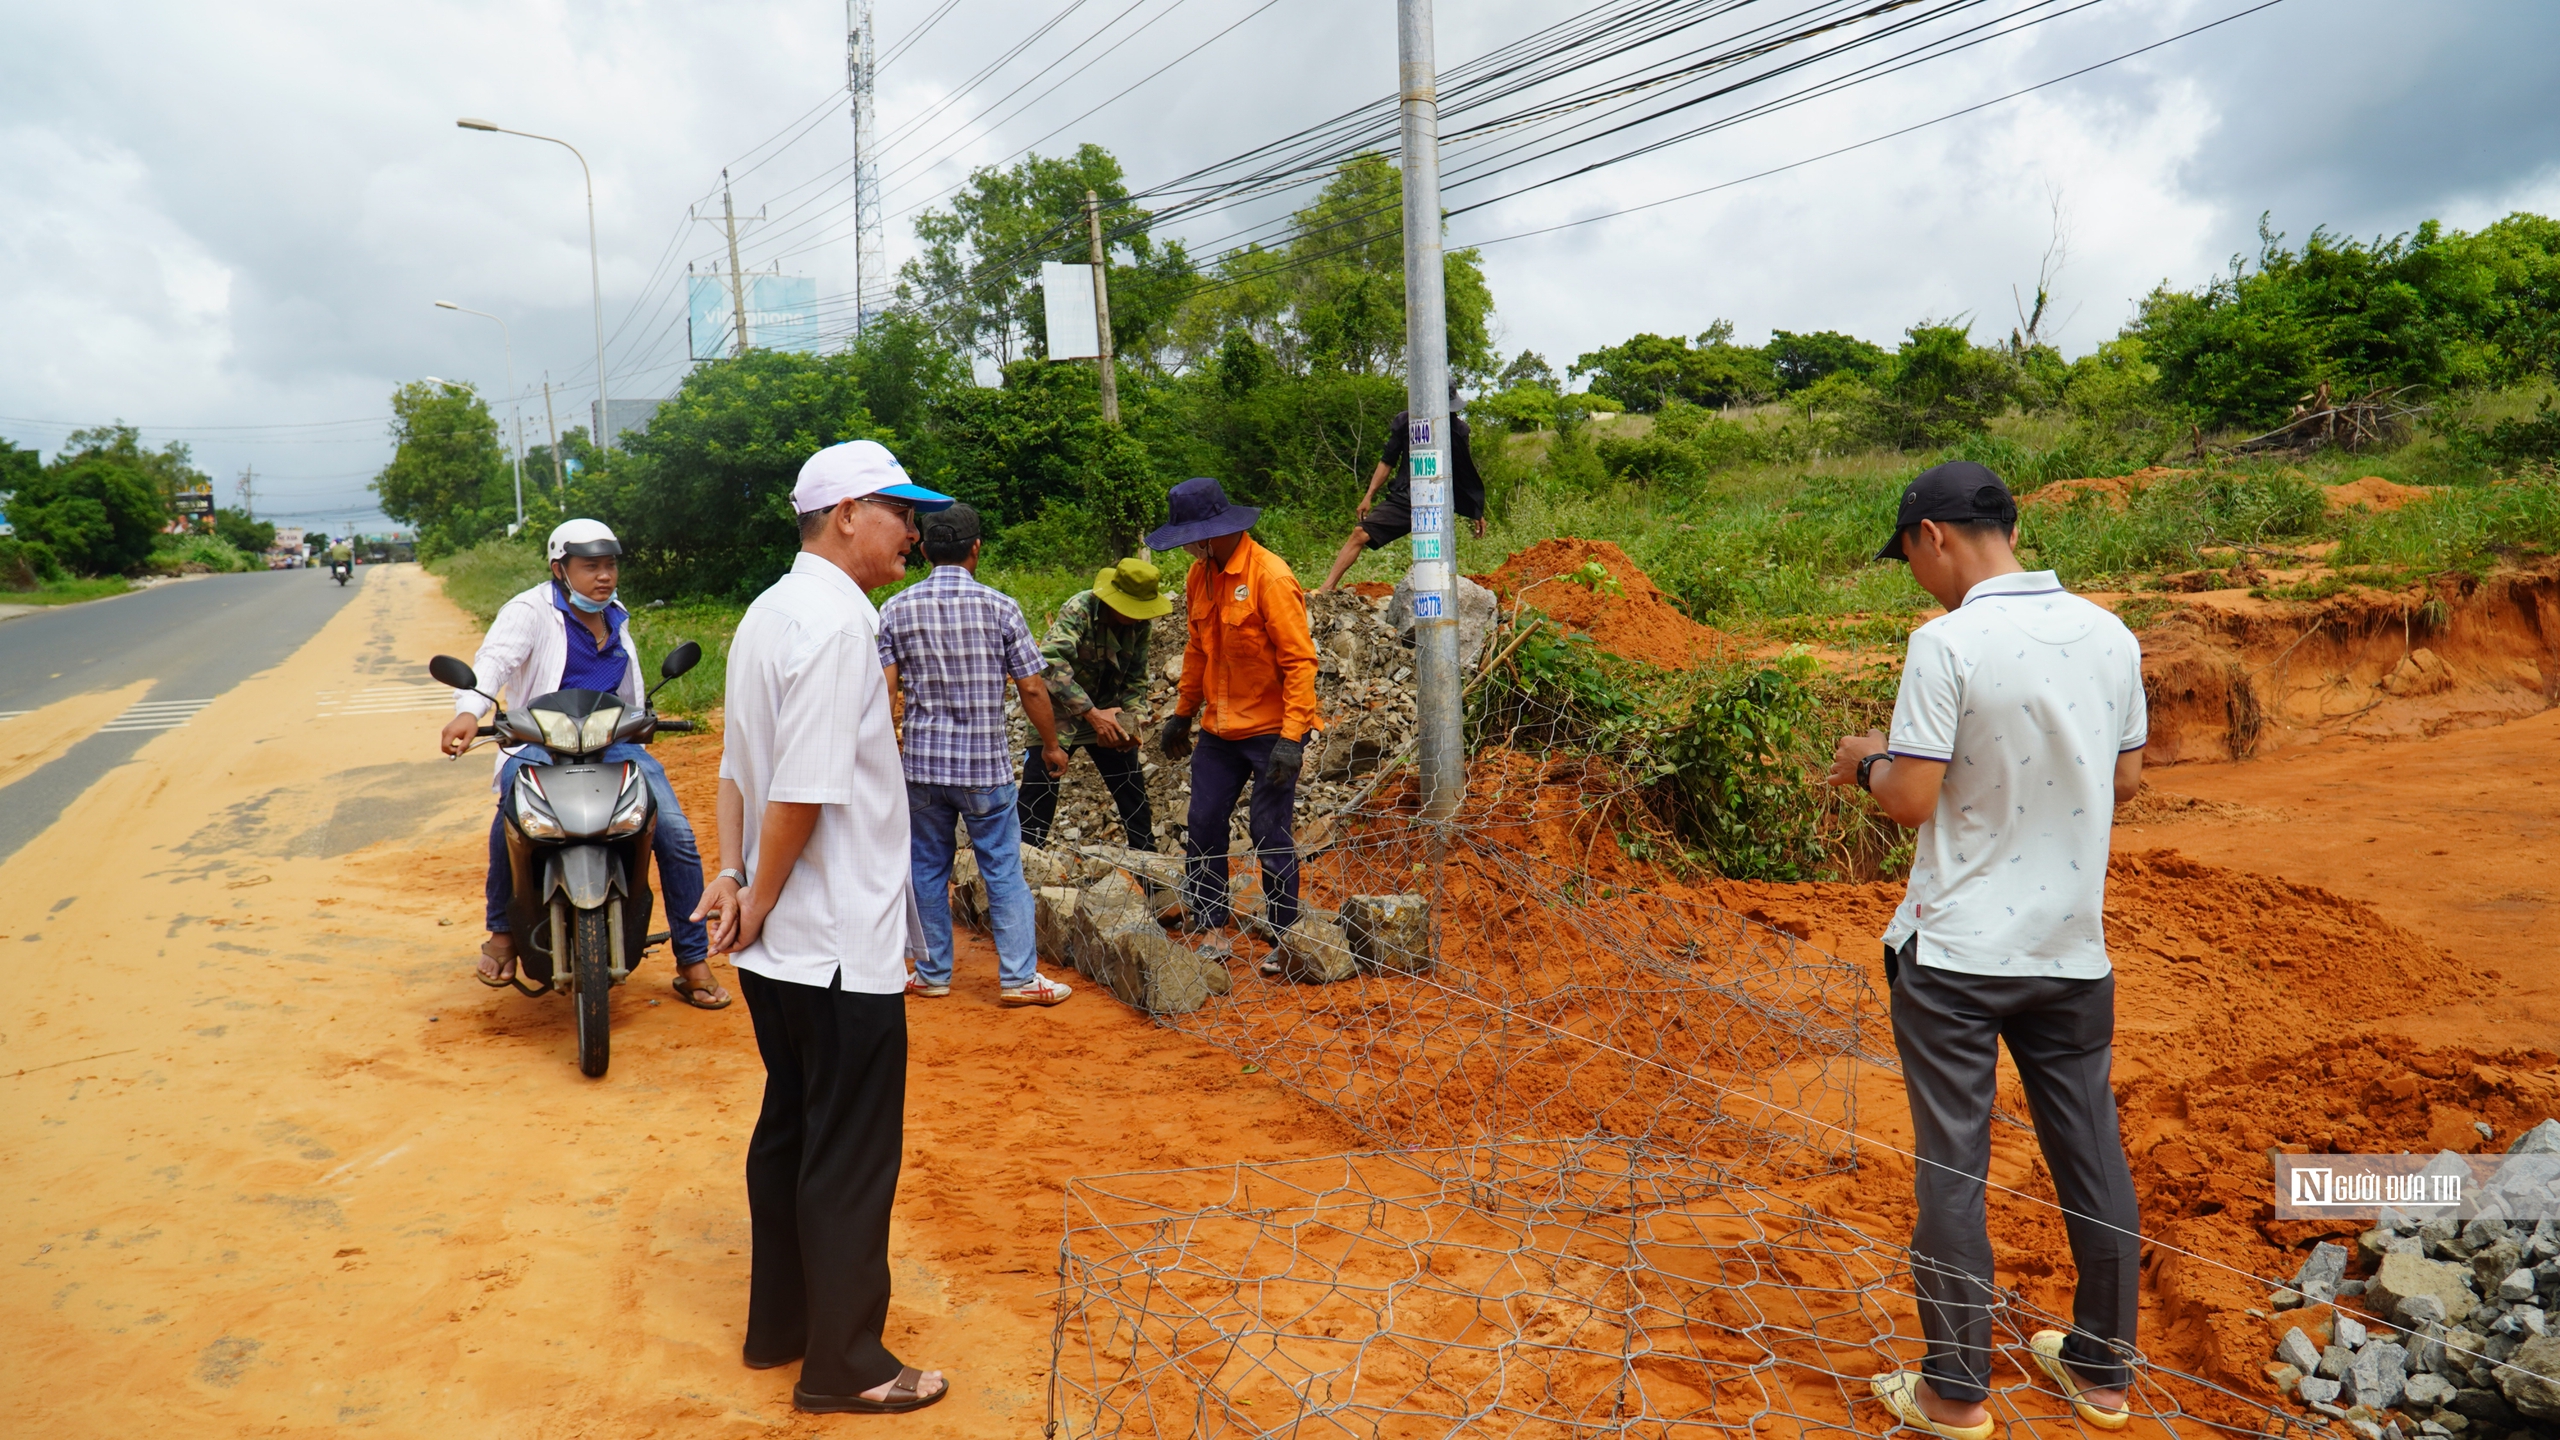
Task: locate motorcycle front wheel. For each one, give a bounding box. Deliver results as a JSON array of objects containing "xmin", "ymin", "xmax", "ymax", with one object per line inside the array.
[{"xmin": 570, "ymin": 904, "xmax": 613, "ymax": 1077}]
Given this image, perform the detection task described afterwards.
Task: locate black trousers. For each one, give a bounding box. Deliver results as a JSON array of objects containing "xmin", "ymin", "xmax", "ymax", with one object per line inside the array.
[
  {"xmin": 1020, "ymin": 740, "xmax": 1155, "ymax": 851},
  {"xmin": 1184, "ymin": 731, "xmax": 1300, "ymax": 931},
  {"xmin": 1889, "ymin": 944, "xmax": 2140, "ymax": 1403},
  {"xmin": 738, "ymin": 968, "xmax": 909, "ymax": 1397}
]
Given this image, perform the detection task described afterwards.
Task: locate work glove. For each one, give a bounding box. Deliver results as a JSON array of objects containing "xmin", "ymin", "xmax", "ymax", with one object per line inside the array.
[
  {"xmin": 1158, "ymin": 713, "xmax": 1195, "ymax": 761},
  {"xmin": 1261, "ymin": 737, "xmax": 1304, "ymax": 786}
]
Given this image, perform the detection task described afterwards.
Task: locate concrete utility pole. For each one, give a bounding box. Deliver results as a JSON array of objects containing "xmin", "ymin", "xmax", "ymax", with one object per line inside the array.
[
  {"xmin": 543, "ymin": 379, "xmax": 565, "ymax": 501},
  {"xmin": 1396, "ymin": 0, "xmax": 1461, "ymax": 820},
  {"xmin": 722, "ymin": 170, "xmax": 751, "ymax": 356},
  {"xmin": 1085, "ymin": 189, "xmax": 1119, "ymax": 424}
]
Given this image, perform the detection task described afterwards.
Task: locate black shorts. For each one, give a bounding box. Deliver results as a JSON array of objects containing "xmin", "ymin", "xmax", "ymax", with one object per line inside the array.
[{"xmin": 1358, "ymin": 499, "xmax": 1412, "ymax": 549}]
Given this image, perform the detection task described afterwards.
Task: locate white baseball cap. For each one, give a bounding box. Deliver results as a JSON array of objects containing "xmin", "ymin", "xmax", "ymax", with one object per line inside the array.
[
  {"xmin": 790, "ymin": 439, "xmax": 953, "ymax": 515},
  {"xmin": 547, "ymin": 517, "xmax": 621, "ymax": 562}
]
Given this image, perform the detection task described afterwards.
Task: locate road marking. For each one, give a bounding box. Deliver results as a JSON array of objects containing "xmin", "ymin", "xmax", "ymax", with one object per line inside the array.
[
  {"xmin": 99, "ymin": 699, "xmax": 217, "ymax": 733},
  {"xmin": 316, "ymin": 683, "xmax": 457, "ymax": 718}
]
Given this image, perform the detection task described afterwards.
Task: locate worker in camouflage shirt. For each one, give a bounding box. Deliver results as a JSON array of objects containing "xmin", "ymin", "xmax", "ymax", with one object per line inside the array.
[{"xmin": 1021, "ymin": 557, "xmax": 1172, "ymax": 851}]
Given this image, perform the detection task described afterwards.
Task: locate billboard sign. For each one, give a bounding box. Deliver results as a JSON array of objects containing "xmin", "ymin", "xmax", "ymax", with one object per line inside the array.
[
  {"xmin": 688, "ymin": 273, "xmax": 822, "ymax": 359},
  {"xmin": 1042, "ymin": 262, "xmax": 1099, "ymax": 359},
  {"xmin": 173, "ymin": 490, "xmax": 214, "ymax": 517}
]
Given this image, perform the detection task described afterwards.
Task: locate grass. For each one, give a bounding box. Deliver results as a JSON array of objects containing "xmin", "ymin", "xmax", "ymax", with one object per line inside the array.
[{"xmin": 2, "ymin": 576, "xmax": 135, "ymax": 606}]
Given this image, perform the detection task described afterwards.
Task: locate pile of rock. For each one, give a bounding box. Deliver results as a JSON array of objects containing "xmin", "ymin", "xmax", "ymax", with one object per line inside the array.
[
  {"xmin": 2264, "ymin": 1120, "xmax": 2560, "ymax": 1440},
  {"xmin": 1009, "ymin": 578, "xmax": 1500, "ymax": 854},
  {"xmin": 949, "ymin": 840, "xmax": 1435, "ymax": 1015}
]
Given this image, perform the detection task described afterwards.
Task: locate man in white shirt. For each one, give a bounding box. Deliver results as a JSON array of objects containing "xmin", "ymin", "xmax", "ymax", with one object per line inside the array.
[
  {"xmin": 688, "ymin": 439, "xmax": 950, "ymax": 1416},
  {"xmin": 1828, "ymin": 462, "xmax": 2146, "ymax": 1440}
]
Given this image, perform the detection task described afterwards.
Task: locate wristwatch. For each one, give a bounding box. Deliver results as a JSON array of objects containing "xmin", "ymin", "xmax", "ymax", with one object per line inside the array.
[
  {"xmin": 1856, "ymin": 751, "xmax": 1891, "ymax": 792},
  {"xmin": 716, "ymin": 867, "xmax": 749, "ymax": 887}
]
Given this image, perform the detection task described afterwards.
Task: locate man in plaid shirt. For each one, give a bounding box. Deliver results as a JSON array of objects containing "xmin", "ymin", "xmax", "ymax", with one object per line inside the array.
[{"xmin": 877, "ymin": 504, "xmax": 1075, "ymax": 1007}]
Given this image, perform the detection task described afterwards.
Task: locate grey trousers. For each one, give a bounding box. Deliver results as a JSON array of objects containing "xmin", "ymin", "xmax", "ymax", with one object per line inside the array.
[{"xmin": 1889, "ymin": 943, "xmax": 2141, "ymax": 1403}]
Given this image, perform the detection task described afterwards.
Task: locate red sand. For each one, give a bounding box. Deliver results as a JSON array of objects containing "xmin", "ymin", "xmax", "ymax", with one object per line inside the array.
[{"xmin": 1487, "ymin": 538, "xmax": 1733, "ymax": 670}]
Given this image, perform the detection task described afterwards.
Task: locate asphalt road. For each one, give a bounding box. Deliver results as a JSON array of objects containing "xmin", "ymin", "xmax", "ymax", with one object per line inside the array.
[{"xmin": 0, "ymin": 566, "xmax": 371, "ymax": 861}]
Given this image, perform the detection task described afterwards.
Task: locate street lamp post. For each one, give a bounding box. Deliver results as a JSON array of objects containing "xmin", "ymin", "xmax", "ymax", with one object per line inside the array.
[
  {"xmin": 434, "ymin": 301, "xmax": 525, "ymax": 532},
  {"xmin": 456, "ymin": 118, "xmax": 610, "ymax": 452}
]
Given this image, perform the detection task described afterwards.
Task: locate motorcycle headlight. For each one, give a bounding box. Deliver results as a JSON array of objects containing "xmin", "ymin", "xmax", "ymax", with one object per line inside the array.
[
  {"xmin": 512, "ymin": 772, "xmax": 566, "ymax": 841},
  {"xmin": 605, "ymin": 763, "xmax": 649, "ymax": 838},
  {"xmin": 533, "ymin": 710, "xmax": 585, "ymax": 752},
  {"xmin": 580, "ymin": 706, "xmax": 623, "ymax": 752}
]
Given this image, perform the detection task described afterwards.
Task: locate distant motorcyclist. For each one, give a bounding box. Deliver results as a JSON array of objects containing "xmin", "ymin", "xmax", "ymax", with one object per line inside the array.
[{"xmin": 436, "ymin": 519, "xmax": 724, "ymax": 1008}]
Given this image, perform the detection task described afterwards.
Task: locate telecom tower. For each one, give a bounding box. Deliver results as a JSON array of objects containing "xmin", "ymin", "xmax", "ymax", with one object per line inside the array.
[{"xmin": 846, "ymin": 0, "xmax": 885, "ymax": 336}]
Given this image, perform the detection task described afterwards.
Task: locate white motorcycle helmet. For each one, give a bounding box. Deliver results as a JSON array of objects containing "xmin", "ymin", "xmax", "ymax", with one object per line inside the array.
[{"xmin": 547, "ymin": 518, "xmax": 622, "ymax": 563}]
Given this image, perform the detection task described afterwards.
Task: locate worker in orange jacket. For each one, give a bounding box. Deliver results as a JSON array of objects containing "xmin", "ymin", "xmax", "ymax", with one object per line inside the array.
[{"xmin": 1147, "ymin": 477, "xmax": 1321, "ymax": 945}]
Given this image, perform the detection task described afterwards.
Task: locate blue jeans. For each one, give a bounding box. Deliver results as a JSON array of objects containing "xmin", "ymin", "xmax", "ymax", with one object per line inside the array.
[
  {"xmin": 485, "ymin": 743, "xmax": 708, "ymax": 964},
  {"xmin": 905, "ymin": 780, "xmax": 1036, "ymax": 989}
]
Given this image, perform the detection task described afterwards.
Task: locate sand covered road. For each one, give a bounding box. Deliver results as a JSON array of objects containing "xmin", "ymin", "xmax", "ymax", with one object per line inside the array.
[{"xmin": 0, "ymin": 564, "xmax": 1356, "ymax": 1438}]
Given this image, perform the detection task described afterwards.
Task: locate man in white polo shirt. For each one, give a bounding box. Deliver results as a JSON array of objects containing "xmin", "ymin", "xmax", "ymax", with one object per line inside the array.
[
  {"xmin": 1828, "ymin": 462, "xmax": 2147, "ymax": 1440},
  {"xmin": 689, "ymin": 438, "xmax": 951, "ymax": 1416}
]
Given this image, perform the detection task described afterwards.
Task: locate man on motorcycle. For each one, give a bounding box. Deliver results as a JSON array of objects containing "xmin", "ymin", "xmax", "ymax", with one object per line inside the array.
[{"xmin": 437, "ymin": 519, "xmax": 723, "ymax": 1007}]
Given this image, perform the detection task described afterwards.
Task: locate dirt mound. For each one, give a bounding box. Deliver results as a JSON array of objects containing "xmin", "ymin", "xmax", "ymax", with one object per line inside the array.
[
  {"xmin": 2323, "ymin": 474, "xmax": 2441, "ymax": 514},
  {"xmin": 1487, "ymin": 538, "xmax": 1730, "ymax": 670},
  {"xmin": 2119, "ymin": 1037, "xmax": 2560, "ymax": 1397},
  {"xmin": 2021, "ymin": 466, "xmax": 2195, "ymax": 512}
]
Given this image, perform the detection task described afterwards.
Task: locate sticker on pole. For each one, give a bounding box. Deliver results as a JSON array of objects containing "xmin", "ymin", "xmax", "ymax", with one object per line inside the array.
[
  {"xmin": 1410, "ymin": 533, "xmax": 1444, "ymax": 561},
  {"xmin": 1409, "ymin": 417, "xmax": 1435, "ymax": 447},
  {"xmin": 1411, "ymin": 506, "xmax": 1444, "ymax": 533},
  {"xmin": 1411, "ymin": 479, "xmax": 1447, "ymax": 506},
  {"xmin": 1409, "ymin": 450, "xmax": 1442, "ymax": 479},
  {"xmin": 1412, "ymin": 592, "xmax": 1445, "ymax": 619}
]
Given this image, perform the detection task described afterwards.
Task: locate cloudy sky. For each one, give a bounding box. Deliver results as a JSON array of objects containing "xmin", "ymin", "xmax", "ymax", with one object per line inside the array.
[{"xmin": 3, "ymin": 0, "xmax": 2555, "ymax": 535}]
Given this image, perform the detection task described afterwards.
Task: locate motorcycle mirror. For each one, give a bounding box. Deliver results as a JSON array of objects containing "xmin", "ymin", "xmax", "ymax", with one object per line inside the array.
[
  {"xmin": 428, "ymin": 654, "xmax": 480, "ymax": 691},
  {"xmin": 659, "ymin": 640, "xmax": 702, "ymax": 681}
]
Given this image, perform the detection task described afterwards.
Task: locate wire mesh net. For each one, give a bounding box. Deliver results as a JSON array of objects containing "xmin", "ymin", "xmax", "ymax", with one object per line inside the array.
[
  {"xmin": 1048, "ymin": 1139, "xmax": 2294, "ymax": 1440},
  {"xmin": 1147, "ymin": 751, "xmax": 1874, "ymax": 1181}
]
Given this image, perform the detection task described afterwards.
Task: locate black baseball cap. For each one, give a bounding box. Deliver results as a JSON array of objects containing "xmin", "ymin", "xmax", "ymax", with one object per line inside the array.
[
  {"xmin": 1876, "ymin": 462, "xmax": 2019, "ymax": 561},
  {"xmin": 918, "ymin": 501, "xmax": 982, "ymax": 551}
]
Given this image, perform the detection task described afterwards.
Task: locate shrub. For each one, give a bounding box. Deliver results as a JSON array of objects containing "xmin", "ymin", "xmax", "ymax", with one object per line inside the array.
[{"xmin": 0, "ymin": 537, "xmax": 62, "ymax": 589}]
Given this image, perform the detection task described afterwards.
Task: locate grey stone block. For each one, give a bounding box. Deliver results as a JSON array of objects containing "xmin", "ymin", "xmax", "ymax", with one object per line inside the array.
[
  {"xmin": 2404, "ymin": 1294, "xmax": 2453, "ymax": 1329},
  {"xmin": 2281, "ymin": 1327, "xmax": 2327, "ymax": 1375},
  {"xmin": 2339, "ymin": 1313, "xmax": 2371, "ymax": 1350},
  {"xmin": 1273, "ymin": 913, "xmax": 1358, "ymax": 984},
  {"xmin": 2301, "ymin": 1241, "xmax": 2354, "ymax": 1294},
  {"xmin": 2449, "ymin": 1386, "xmax": 2520, "ymax": 1428},
  {"xmin": 1034, "ymin": 886, "xmax": 1079, "ymax": 963},
  {"xmin": 2407, "ymin": 1373, "xmax": 2459, "ymax": 1409},
  {"xmin": 2301, "ymin": 1376, "xmax": 2345, "ymax": 1406},
  {"xmin": 2322, "ymin": 1345, "xmax": 2358, "ymax": 1380},
  {"xmin": 1389, "ymin": 572, "xmax": 1499, "ymax": 669},
  {"xmin": 2351, "ymin": 1340, "xmax": 2407, "ymax": 1411},
  {"xmin": 1341, "ymin": 893, "xmax": 1430, "ymax": 974},
  {"xmin": 2373, "ymin": 1252, "xmax": 2481, "ymax": 1327},
  {"xmin": 2498, "ymin": 1334, "xmax": 2560, "ymax": 1421},
  {"xmin": 2502, "ymin": 1269, "xmax": 2540, "ymax": 1303},
  {"xmin": 2476, "ymin": 1238, "xmax": 2526, "ymax": 1292},
  {"xmin": 2509, "ymin": 1119, "xmax": 2560, "ymax": 1156}
]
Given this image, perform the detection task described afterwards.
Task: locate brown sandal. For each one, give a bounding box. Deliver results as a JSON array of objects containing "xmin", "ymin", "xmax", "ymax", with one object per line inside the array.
[
  {"xmin": 672, "ymin": 971, "xmax": 731, "ymax": 1010},
  {"xmin": 474, "ymin": 938, "xmax": 516, "ymax": 988},
  {"xmin": 794, "ymin": 1365, "xmax": 948, "ymax": 1414}
]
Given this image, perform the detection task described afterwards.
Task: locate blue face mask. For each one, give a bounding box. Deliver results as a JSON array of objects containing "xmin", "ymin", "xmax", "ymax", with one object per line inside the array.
[{"xmin": 565, "ymin": 587, "xmax": 614, "ymax": 615}]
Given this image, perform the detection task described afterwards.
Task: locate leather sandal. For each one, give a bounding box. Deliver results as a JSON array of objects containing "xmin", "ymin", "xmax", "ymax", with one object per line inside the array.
[{"xmin": 795, "ymin": 1365, "xmax": 948, "ymax": 1414}]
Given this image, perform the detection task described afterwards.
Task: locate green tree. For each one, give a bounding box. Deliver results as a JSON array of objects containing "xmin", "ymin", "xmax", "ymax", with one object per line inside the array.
[
  {"xmin": 1176, "ymin": 154, "xmax": 1495, "ymax": 382},
  {"xmin": 8, "ymin": 431, "xmax": 176, "ymax": 575},
  {"xmin": 213, "ymin": 506, "xmax": 276, "ymax": 555},
  {"xmin": 1849, "ymin": 324, "xmax": 2023, "ymax": 449},
  {"xmin": 899, "ymin": 144, "xmax": 1192, "ymax": 367},
  {"xmin": 1570, "ymin": 322, "xmax": 1774, "ymax": 412},
  {"xmin": 1767, "ymin": 329, "xmax": 1888, "ymax": 392},
  {"xmin": 609, "ymin": 350, "xmax": 890, "ymax": 598},
  {"xmin": 2132, "ymin": 213, "xmax": 2560, "ymax": 430},
  {"xmin": 372, "ymin": 381, "xmax": 512, "ymax": 555}
]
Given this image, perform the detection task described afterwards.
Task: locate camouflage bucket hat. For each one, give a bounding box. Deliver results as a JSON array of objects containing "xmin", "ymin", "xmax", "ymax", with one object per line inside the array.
[{"xmin": 1093, "ymin": 557, "xmax": 1174, "ymax": 620}]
